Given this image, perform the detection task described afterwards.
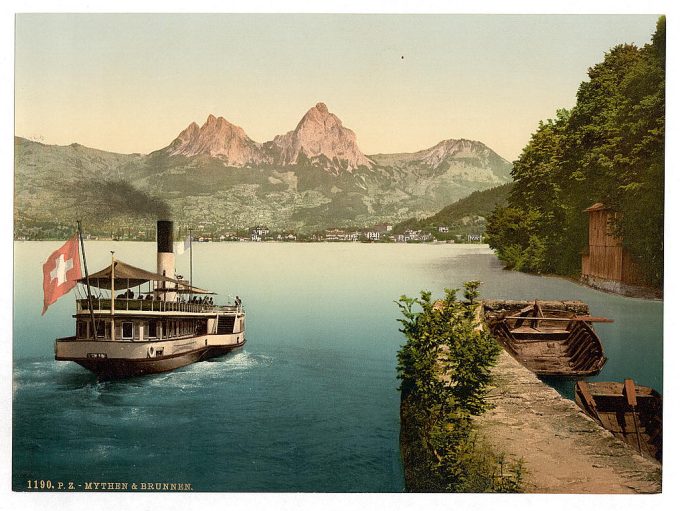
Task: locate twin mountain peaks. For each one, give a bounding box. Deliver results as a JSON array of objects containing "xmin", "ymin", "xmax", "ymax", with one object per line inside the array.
[
  {"xmin": 162, "ymin": 102, "xmax": 491, "ymax": 174},
  {"xmin": 165, "ymin": 102, "xmax": 371, "ymax": 172}
]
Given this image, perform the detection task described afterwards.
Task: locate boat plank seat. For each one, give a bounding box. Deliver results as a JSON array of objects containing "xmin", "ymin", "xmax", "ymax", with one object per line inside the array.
[
  {"xmin": 624, "ymin": 378, "xmax": 638, "ymax": 407},
  {"xmin": 511, "ymin": 326, "xmax": 570, "ymax": 337},
  {"xmin": 588, "ymin": 392, "xmax": 658, "ymax": 400}
]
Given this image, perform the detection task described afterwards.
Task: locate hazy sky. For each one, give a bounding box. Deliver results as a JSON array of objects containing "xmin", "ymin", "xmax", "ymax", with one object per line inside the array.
[{"xmin": 15, "ymin": 13, "xmax": 660, "ymax": 161}]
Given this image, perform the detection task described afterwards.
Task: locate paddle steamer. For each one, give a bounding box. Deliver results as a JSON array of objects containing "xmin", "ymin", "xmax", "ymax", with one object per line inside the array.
[{"xmin": 55, "ymin": 220, "xmax": 246, "ymax": 378}]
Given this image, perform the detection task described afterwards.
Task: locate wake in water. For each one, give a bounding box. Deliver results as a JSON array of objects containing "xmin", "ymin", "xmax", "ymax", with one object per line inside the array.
[
  {"xmin": 152, "ymin": 351, "xmax": 272, "ymax": 386},
  {"xmin": 14, "ymin": 351, "xmax": 273, "ymax": 401},
  {"xmin": 206, "ymin": 350, "xmax": 273, "ymax": 370}
]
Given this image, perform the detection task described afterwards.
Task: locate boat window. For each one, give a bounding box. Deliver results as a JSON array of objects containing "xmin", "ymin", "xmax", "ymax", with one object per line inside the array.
[
  {"xmin": 122, "ymin": 322, "xmax": 134, "ymax": 339},
  {"xmin": 96, "ymin": 321, "xmax": 106, "ymax": 339},
  {"xmin": 77, "ymin": 321, "xmax": 87, "ymax": 339},
  {"xmin": 148, "ymin": 320, "xmax": 157, "ymax": 338}
]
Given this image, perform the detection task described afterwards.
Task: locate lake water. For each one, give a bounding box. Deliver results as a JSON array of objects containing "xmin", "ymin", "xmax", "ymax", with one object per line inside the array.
[{"xmin": 12, "ymin": 241, "xmax": 663, "ymax": 492}]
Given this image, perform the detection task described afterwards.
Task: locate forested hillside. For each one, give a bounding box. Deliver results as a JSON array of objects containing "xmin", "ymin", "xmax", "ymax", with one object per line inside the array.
[
  {"xmin": 393, "ymin": 183, "xmax": 512, "ymax": 234},
  {"xmin": 486, "ymin": 17, "xmax": 664, "ymax": 287}
]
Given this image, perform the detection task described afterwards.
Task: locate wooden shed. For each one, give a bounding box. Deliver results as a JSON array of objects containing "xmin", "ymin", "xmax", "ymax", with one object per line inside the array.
[{"xmin": 581, "ymin": 203, "xmax": 646, "ymax": 287}]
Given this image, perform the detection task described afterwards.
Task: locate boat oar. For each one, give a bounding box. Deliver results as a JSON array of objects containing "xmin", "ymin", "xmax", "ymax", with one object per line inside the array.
[{"xmin": 623, "ymin": 378, "xmax": 644, "ymax": 456}]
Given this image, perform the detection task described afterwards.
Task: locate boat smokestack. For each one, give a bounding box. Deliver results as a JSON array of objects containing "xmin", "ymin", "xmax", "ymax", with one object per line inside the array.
[
  {"xmin": 157, "ymin": 219, "xmax": 174, "ymax": 255},
  {"xmin": 156, "ymin": 220, "xmax": 176, "ymax": 300}
]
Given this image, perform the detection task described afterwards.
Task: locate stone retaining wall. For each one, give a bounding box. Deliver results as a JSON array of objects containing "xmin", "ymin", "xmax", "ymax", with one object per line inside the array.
[{"xmin": 473, "ymin": 350, "xmax": 661, "ymax": 493}]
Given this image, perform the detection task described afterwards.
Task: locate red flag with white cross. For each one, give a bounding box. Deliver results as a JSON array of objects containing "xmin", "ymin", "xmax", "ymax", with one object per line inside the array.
[{"xmin": 42, "ymin": 235, "xmax": 82, "ymax": 315}]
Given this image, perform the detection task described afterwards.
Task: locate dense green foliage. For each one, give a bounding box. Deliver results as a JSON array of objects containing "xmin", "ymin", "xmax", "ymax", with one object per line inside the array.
[
  {"xmin": 486, "ymin": 18, "xmax": 664, "ymax": 286},
  {"xmin": 396, "ymin": 284, "xmax": 520, "ymax": 492},
  {"xmin": 393, "ymin": 183, "xmax": 512, "ymax": 236}
]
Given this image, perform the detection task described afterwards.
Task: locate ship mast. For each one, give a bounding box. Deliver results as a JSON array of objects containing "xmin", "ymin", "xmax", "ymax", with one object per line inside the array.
[{"xmin": 77, "ymin": 220, "xmax": 97, "ymax": 339}]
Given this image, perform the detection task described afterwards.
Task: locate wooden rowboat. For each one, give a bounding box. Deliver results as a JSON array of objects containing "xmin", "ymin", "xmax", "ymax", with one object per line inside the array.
[
  {"xmin": 489, "ymin": 302, "xmax": 607, "ymax": 377},
  {"xmin": 575, "ymin": 379, "xmax": 662, "ymax": 462}
]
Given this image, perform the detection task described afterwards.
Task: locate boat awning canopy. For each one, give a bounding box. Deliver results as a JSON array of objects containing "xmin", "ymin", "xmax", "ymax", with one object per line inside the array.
[{"xmin": 79, "ymin": 260, "xmax": 213, "ymax": 294}]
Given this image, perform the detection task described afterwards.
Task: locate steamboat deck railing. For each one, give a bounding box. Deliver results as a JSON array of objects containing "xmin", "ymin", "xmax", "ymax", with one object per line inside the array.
[{"xmin": 77, "ymin": 298, "xmax": 242, "ymax": 314}]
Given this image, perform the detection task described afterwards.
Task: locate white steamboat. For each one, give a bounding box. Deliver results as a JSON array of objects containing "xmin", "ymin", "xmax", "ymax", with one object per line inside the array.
[{"xmin": 55, "ymin": 220, "xmax": 246, "ymax": 379}]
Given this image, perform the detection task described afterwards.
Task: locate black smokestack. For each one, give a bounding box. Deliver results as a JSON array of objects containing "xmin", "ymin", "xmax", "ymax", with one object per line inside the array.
[{"xmin": 157, "ymin": 220, "xmax": 174, "ymax": 254}]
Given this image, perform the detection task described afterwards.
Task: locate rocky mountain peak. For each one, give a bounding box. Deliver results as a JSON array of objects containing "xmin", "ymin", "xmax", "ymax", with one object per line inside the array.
[
  {"xmin": 165, "ymin": 114, "xmax": 269, "ymax": 166},
  {"xmin": 271, "ymin": 102, "xmax": 373, "ymax": 173},
  {"xmin": 413, "ymin": 138, "xmax": 507, "ymax": 170}
]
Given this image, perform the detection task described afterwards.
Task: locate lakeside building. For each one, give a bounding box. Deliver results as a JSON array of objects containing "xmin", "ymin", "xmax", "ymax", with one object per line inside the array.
[
  {"xmin": 373, "ymin": 223, "xmax": 393, "ymax": 233},
  {"xmin": 250, "ymin": 226, "xmax": 270, "ymax": 242},
  {"xmin": 325, "ymin": 228, "xmax": 359, "ymax": 241},
  {"xmin": 581, "ymin": 203, "xmax": 648, "ymax": 295},
  {"xmin": 395, "ymin": 229, "xmax": 433, "ymax": 243}
]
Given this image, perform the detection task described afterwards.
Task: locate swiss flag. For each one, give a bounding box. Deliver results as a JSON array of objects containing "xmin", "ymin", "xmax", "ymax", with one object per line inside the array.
[{"xmin": 42, "ymin": 235, "xmax": 82, "ymax": 315}]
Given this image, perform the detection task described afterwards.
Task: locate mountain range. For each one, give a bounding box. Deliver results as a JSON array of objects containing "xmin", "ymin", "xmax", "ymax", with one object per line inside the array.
[{"xmin": 15, "ymin": 102, "xmax": 512, "ymax": 238}]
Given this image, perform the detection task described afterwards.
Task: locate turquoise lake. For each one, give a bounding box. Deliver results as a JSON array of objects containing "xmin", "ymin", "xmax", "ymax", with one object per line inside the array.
[{"xmin": 12, "ymin": 241, "xmax": 663, "ymax": 492}]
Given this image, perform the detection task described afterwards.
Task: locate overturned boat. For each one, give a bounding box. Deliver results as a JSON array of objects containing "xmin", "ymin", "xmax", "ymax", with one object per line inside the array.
[
  {"xmin": 488, "ymin": 301, "xmax": 607, "ymax": 377},
  {"xmin": 54, "ymin": 220, "xmax": 246, "ymax": 379},
  {"xmin": 575, "ymin": 379, "xmax": 662, "ymax": 462}
]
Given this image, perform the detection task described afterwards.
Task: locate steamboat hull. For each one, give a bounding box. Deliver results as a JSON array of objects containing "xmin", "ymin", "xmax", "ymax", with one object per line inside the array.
[{"xmin": 59, "ymin": 340, "xmax": 245, "ymax": 379}]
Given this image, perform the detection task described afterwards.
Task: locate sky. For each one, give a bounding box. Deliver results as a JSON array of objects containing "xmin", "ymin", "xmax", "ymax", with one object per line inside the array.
[{"xmin": 14, "ymin": 13, "xmax": 661, "ymax": 161}]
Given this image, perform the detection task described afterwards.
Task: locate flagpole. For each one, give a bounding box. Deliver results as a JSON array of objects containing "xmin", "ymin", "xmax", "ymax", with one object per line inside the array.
[
  {"xmin": 189, "ymin": 227, "xmax": 193, "ymax": 302},
  {"xmin": 110, "ymin": 251, "xmax": 115, "ymax": 341},
  {"xmin": 77, "ymin": 221, "xmax": 98, "ymax": 340}
]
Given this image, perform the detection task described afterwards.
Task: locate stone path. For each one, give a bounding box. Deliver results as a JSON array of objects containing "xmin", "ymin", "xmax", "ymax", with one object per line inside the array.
[{"xmin": 473, "ymin": 351, "xmax": 661, "ymax": 493}]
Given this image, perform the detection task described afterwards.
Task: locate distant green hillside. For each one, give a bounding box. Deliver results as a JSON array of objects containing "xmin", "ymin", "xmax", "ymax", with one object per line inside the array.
[{"xmin": 393, "ymin": 182, "xmax": 513, "ymax": 234}]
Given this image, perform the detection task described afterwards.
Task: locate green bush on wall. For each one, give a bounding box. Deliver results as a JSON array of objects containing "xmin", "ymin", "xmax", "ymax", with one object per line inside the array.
[{"xmin": 396, "ymin": 282, "xmax": 522, "ymax": 492}]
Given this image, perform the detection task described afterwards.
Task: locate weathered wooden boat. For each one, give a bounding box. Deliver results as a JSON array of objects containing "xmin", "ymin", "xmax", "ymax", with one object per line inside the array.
[
  {"xmin": 489, "ymin": 302, "xmax": 607, "ymax": 377},
  {"xmin": 575, "ymin": 379, "xmax": 662, "ymax": 462}
]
